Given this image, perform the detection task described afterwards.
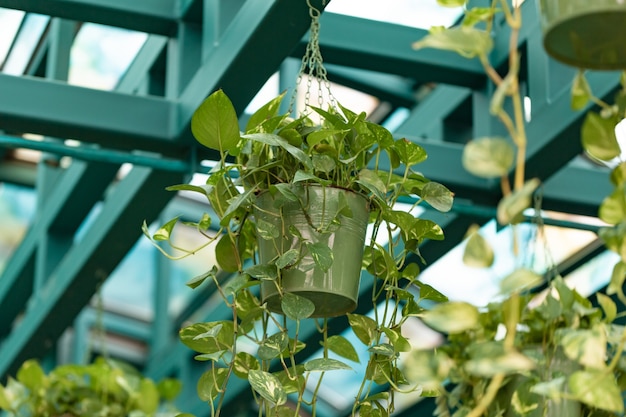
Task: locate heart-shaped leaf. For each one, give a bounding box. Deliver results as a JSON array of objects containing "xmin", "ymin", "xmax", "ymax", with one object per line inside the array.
[{"xmin": 191, "ymin": 89, "xmax": 240, "ymax": 153}]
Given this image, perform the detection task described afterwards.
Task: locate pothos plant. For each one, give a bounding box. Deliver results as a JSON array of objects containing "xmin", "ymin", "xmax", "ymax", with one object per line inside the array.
[
  {"xmin": 144, "ymin": 88, "xmax": 454, "ymax": 416},
  {"xmin": 569, "ymin": 69, "xmax": 626, "ymax": 306},
  {"xmin": 0, "ymin": 357, "xmax": 184, "ymax": 417},
  {"xmin": 409, "ymin": 0, "xmax": 626, "ymax": 416}
]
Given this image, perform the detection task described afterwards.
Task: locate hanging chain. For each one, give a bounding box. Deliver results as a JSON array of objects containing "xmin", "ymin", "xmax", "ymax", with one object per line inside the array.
[{"xmin": 289, "ymin": 0, "xmax": 335, "ymax": 115}]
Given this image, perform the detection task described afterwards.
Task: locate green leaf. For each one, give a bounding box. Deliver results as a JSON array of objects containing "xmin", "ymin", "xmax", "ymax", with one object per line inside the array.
[
  {"xmin": 597, "ymin": 292, "xmax": 617, "ymax": 323},
  {"xmin": 256, "ymin": 217, "xmax": 280, "ymax": 240},
  {"xmin": 191, "ymin": 89, "xmax": 240, "ymax": 153},
  {"xmin": 497, "ymin": 178, "xmax": 541, "ymax": 225},
  {"xmin": 462, "ymin": 137, "xmax": 514, "ymax": 179},
  {"xmin": 462, "ymin": 226, "xmax": 494, "ymax": 268},
  {"xmin": 465, "ymin": 351, "xmax": 535, "ymax": 377},
  {"xmin": 462, "ymin": 7, "xmax": 498, "ymax": 27},
  {"xmin": 275, "ymin": 249, "xmax": 299, "ymax": 269},
  {"xmin": 599, "ymin": 184, "xmax": 626, "ymax": 224},
  {"xmin": 607, "ymin": 261, "xmax": 626, "ymax": 297},
  {"xmin": 220, "ymin": 187, "xmax": 255, "ymax": 226},
  {"xmin": 394, "ymin": 138, "xmax": 427, "ymax": 165},
  {"xmin": 557, "ymin": 327, "xmax": 607, "ymax": 369},
  {"xmin": 306, "ymin": 242, "xmax": 333, "ymax": 272},
  {"xmin": 186, "ymin": 269, "xmax": 215, "ymax": 290},
  {"xmin": 324, "ymin": 335, "xmax": 360, "ymax": 363},
  {"xmin": 381, "ymin": 327, "xmax": 411, "ymax": 353},
  {"xmin": 258, "ymin": 332, "xmax": 289, "ymax": 361},
  {"xmin": 244, "ymin": 133, "xmax": 313, "ymax": 170},
  {"xmin": 421, "ymin": 181, "xmax": 453, "ymax": 212},
  {"xmin": 292, "ymin": 170, "xmax": 330, "ymax": 185},
  {"xmin": 581, "ymin": 112, "xmax": 620, "ymax": 161},
  {"xmin": 421, "ymin": 301, "xmax": 479, "ymax": 333},
  {"xmin": 197, "ymin": 368, "xmax": 228, "ymax": 402},
  {"xmin": 245, "ymin": 264, "xmax": 277, "ymax": 281},
  {"xmin": 281, "ymin": 292, "xmax": 315, "ymax": 320},
  {"xmin": 139, "ymin": 379, "xmax": 160, "ymax": 414},
  {"xmin": 412, "ymin": 26, "xmax": 493, "ymax": 58},
  {"xmin": 437, "ymin": 0, "xmax": 465, "ymax": 6},
  {"xmin": 571, "ymin": 70, "xmax": 592, "ymax": 110},
  {"xmin": 347, "ymin": 313, "xmax": 378, "ymax": 345},
  {"xmin": 569, "ymin": 370, "xmax": 624, "ymax": 413},
  {"xmin": 152, "ymin": 217, "xmax": 180, "ymax": 241},
  {"xmin": 232, "ymin": 352, "xmax": 260, "ymax": 379},
  {"xmin": 248, "ymin": 370, "xmax": 287, "ymax": 405},
  {"xmin": 357, "ymin": 169, "xmax": 387, "ymax": 199},
  {"xmin": 180, "ymin": 321, "xmax": 234, "ymax": 354},
  {"xmin": 157, "ymin": 378, "xmax": 183, "ymax": 402},
  {"xmin": 17, "ymin": 360, "xmax": 45, "ymax": 390},
  {"xmin": 415, "ymin": 281, "xmax": 448, "ymax": 302},
  {"xmin": 246, "ymin": 93, "xmax": 285, "ymax": 132},
  {"xmin": 500, "ymin": 268, "xmax": 543, "ymax": 295},
  {"xmin": 215, "ymin": 233, "xmax": 239, "ymax": 273},
  {"xmin": 272, "ymin": 183, "xmax": 299, "ymax": 201},
  {"xmin": 304, "ymin": 358, "xmax": 353, "ymax": 372}
]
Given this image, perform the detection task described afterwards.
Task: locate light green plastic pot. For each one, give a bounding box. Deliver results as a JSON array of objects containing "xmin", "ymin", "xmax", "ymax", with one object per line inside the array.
[
  {"xmin": 538, "ymin": 0, "xmax": 626, "ymax": 70},
  {"xmin": 254, "ymin": 185, "xmax": 369, "ymax": 317}
]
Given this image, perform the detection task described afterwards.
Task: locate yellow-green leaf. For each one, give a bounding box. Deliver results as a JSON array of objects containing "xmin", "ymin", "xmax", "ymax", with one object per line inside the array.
[
  {"xmin": 422, "ymin": 301, "xmax": 480, "ymax": 333},
  {"xmin": 571, "ymin": 70, "xmax": 592, "ymax": 110},
  {"xmin": 462, "ymin": 137, "xmax": 514, "ymax": 179},
  {"xmin": 191, "ymin": 89, "xmax": 240, "ymax": 153},
  {"xmin": 581, "ymin": 112, "xmax": 620, "ymax": 161}
]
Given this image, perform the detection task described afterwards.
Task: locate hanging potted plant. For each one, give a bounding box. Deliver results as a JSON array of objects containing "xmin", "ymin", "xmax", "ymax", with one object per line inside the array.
[
  {"xmin": 0, "ymin": 357, "xmax": 184, "ymax": 417},
  {"xmin": 411, "ymin": 0, "xmax": 626, "ymax": 415},
  {"xmin": 145, "ymin": 87, "xmax": 454, "ymax": 416},
  {"xmin": 537, "ymin": 0, "xmax": 626, "ymax": 70}
]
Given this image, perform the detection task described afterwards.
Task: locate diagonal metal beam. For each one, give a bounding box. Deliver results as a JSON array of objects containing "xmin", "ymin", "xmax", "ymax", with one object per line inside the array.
[
  {"xmin": 0, "ymin": 0, "xmax": 180, "ymax": 35},
  {"xmin": 0, "ymin": 160, "xmax": 119, "ymax": 338},
  {"xmin": 0, "ymin": 167, "xmax": 184, "ymax": 379},
  {"xmin": 176, "ymin": 0, "xmax": 329, "ymax": 137},
  {"xmin": 299, "ymin": 13, "xmax": 486, "ymax": 89},
  {"xmin": 0, "ymin": 74, "xmax": 177, "ymax": 152}
]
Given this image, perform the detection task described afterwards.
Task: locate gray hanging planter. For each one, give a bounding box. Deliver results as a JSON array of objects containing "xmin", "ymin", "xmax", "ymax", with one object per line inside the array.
[
  {"xmin": 538, "ymin": 0, "xmax": 626, "ymax": 70},
  {"xmin": 255, "ymin": 185, "xmax": 369, "ymax": 318}
]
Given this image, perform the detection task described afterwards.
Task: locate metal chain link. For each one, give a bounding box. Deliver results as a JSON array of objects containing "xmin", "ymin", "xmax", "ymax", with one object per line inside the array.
[{"xmin": 289, "ymin": 0, "xmax": 335, "ymax": 115}]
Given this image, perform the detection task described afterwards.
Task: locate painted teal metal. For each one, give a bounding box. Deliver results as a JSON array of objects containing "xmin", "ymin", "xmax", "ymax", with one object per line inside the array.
[{"xmin": 0, "ymin": 0, "xmax": 181, "ymax": 35}]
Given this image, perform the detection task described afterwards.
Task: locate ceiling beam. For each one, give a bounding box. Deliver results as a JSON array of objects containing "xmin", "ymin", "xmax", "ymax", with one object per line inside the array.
[
  {"xmin": 300, "ymin": 13, "xmax": 486, "ymax": 89},
  {"xmin": 0, "ymin": 0, "xmax": 179, "ymax": 35},
  {"xmin": 0, "ymin": 74, "xmax": 177, "ymax": 152},
  {"xmin": 0, "ymin": 160, "xmax": 119, "ymax": 338},
  {"xmin": 176, "ymin": 0, "xmax": 329, "ymax": 142},
  {"xmin": 0, "ymin": 166, "xmax": 184, "ymax": 379}
]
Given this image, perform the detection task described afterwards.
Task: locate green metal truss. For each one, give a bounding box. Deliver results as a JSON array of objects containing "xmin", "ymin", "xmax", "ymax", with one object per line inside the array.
[{"xmin": 0, "ymin": 0, "xmax": 620, "ymax": 416}]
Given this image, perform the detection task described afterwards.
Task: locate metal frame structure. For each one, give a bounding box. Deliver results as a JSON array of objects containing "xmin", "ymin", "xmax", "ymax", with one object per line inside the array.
[{"xmin": 0, "ymin": 0, "xmax": 618, "ymax": 415}]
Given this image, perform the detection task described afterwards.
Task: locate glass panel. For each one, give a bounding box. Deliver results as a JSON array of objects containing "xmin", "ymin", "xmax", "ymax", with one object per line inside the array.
[
  {"xmin": 419, "ymin": 219, "xmax": 599, "ymax": 306},
  {"xmin": 70, "ymin": 23, "xmax": 147, "ymax": 90},
  {"xmin": 0, "ymin": 8, "xmax": 25, "ymax": 68},
  {"xmin": 3, "ymin": 13, "xmax": 48, "ymax": 75},
  {"xmin": 325, "ymin": 0, "xmax": 463, "ymax": 29}
]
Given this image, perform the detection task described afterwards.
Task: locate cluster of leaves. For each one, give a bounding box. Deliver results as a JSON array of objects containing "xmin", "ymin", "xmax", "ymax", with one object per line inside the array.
[
  {"xmin": 144, "ymin": 87, "xmax": 455, "ymax": 416},
  {"xmin": 571, "ymin": 70, "xmax": 626, "ymax": 306},
  {"xmin": 410, "ymin": 1, "xmax": 626, "ymax": 416},
  {"xmin": 0, "ymin": 357, "xmax": 184, "ymax": 417},
  {"xmin": 405, "ymin": 277, "xmax": 626, "ymax": 416}
]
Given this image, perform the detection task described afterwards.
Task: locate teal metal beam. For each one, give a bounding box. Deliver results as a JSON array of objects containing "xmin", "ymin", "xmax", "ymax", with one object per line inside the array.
[
  {"xmin": 397, "ymin": 85, "xmax": 472, "ymax": 140},
  {"xmin": 298, "ymin": 13, "xmax": 486, "ymax": 89},
  {"xmin": 0, "ymin": 74, "xmax": 177, "ymax": 152},
  {"xmin": 177, "ymin": 0, "xmax": 329, "ymax": 134},
  {"xmin": 0, "ymin": 135, "xmax": 191, "ymax": 173},
  {"xmin": 0, "ymin": 0, "xmax": 180, "ymax": 35},
  {"xmin": 0, "ymin": 160, "xmax": 119, "ymax": 338},
  {"xmin": 115, "ymin": 35, "xmax": 168, "ymax": 94},
  {"xmin": 0, "ymin": 167, "xmax": 184, "ymax": 379}
]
